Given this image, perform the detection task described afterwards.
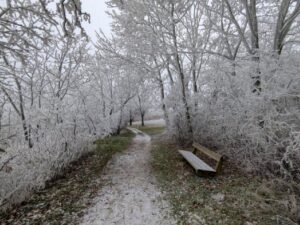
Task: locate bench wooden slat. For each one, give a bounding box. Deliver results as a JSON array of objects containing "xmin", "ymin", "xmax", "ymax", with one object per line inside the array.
[
  {"xmin": 192, "ymin": 143, "xmax": 222, "ymax": 161},
  {"xmin": 178, "ymin": 150, "xmax": 215, "ymax": 173}
]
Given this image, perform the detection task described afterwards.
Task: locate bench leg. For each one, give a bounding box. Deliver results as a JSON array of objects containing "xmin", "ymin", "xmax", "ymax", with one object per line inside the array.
[
  {"xmin": 215, "ymin": 159, "xmax": 223, "ymax": 175},
  {"xmin": 192, "ymin": 148, "xmax": 197, "ymax": 154}
]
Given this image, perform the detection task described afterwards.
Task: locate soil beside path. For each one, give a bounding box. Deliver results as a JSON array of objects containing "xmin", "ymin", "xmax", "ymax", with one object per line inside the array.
[
  {"xmin": 0, "ymin": 132, "xmax": 134, "ymax": 225},
  {"xmin": 80, "ymin": 132, "xmax": 175, "ymax": 225}
]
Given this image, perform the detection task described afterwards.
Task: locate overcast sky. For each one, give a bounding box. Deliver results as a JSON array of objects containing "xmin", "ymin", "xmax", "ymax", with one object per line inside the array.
[
  {"xmin": 82, "ymin": 0, "xmax": 112, "ymax": 42},
  {"xmin": 0, "ymin": 0, "xmax": 112, "ymax": 43}
]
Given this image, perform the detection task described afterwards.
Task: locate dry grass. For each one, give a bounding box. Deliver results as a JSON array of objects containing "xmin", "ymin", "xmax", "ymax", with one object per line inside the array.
[
  {"xmin": 0, "ymin": 130, "xmax": 134, "ymax": 225},
  {"xmin": 150, "ymin": 136, "xmax": 300, "ymax": 225}
]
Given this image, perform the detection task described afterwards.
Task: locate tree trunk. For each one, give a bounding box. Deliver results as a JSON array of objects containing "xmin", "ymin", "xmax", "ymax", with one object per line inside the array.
[
  {"xmin": 154, "ymin": 57, "xmax": 170, "ymax": 127},
  {"xmin": 129, "ymin": 110, "xmax": 133, "ymax": 126},
  {"xmin": 116, "ymin": 108, "xmax": 123, "ymax": 135},
  {"xmin": 226, "ymin": 0, "xmax": 261, "ymax": 92},
  {"xmin": 244, "ymin": 0, "xmax": 261, "ymax": 93},
  {"xmin": 171, "ymin": 3, "xmax": 193, "ymax": 139},
  {"xmin": 141, "ymin": 113, "xmax": 145, "ymax": 127},
  {"xmin": 274, "ymin": 0, "xmax": 300, "ymax": 55},
  {"xmin": 166, "ymin": 57, "xmax": 174, "ymax": 86},
  {"xmin": 158, "ymin": 76, "xmax": 169, "ymax": 127},
  {"xmin": 15, "ymin": 77, "xmax": 33, "ymax": 148},
  {"xmin": 129, "ymin": 119, "xmax": 133, "ymax": 126},
  {"xmin": 191, "ymin": 54, "xmax": 199, "ymax": 109}
]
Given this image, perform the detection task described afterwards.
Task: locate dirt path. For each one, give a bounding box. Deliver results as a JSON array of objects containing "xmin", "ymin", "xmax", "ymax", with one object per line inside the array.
[{"xmin": 80, "ymin": 131, "xmax": 175, "ymax": 225}]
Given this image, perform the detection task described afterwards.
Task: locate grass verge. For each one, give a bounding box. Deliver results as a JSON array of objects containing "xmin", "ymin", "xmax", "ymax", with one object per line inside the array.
[
  {"xmin": 151, "ymin": 138, "xmax": 300, "ymax": 225},
  {"xmin": 0, "ymin": 130, "xmax": 134, "ymax": 225}
]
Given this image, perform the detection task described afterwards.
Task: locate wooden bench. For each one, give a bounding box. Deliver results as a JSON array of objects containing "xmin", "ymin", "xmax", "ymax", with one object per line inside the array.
[{"xmin": 178, "ymin": 142, "xmax": 223, "ymax": 176}]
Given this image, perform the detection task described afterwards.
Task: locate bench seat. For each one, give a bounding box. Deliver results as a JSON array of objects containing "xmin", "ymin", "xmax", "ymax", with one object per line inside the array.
[{"xmin": 178, "ymin": 150, "xmax": 215, "ymax": 173}]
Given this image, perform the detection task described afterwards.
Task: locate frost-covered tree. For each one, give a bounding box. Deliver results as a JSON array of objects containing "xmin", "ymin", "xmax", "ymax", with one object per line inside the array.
[
  {"xmin": 1, "ymin": 0, "xmax": 300, "ymax": 214},
  {"xmin": 0, "ymin": 0, "xmax": 139, "ymax": 211},
  {"xmin": 103, "ymin": 0, "xmax": 300, "ymax": 182}
]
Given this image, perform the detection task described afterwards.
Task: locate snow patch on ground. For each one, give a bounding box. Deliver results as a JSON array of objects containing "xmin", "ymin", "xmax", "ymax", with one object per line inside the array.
[
  {"xmin": 80, "ymin": 133, "xmax": 175, "ymax": 225},
  {"xmin": 132, "ymin": 119, "xmax": 166, "ymax": 127}
]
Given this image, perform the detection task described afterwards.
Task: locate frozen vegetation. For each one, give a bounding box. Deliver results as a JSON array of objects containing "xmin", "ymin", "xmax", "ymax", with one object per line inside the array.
[{"xmin": 0, "ymin": 0, "xmax": 299, "ymax": 220}]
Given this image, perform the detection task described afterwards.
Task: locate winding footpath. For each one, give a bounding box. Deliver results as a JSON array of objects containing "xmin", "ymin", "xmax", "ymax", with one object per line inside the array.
[{"xmin": 80, "ymin": 130, "xmax": 175, "ymax": 225}]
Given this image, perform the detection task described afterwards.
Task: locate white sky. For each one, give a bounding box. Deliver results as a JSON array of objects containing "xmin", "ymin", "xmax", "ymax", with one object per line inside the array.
[
  {"xmin": 0, "ymin": 0, "xmax": 112, "ymax": 43},
  {"xmin": 82, "ymin": 0, "xmax": 112, "ymax": 42}
]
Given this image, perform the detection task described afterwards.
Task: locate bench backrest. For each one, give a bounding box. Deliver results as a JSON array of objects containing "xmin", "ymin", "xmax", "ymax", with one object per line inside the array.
[{"xmin": 192, "ymin": 142, "xmax": 223, "ymax": 173}]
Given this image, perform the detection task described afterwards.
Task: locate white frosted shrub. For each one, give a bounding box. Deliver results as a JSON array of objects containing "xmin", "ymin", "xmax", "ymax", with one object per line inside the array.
[
  {"xmin": 168, "ymin": 54, "xmax": 300, "ymax": 182},
  {"xmin": 0, "ymin": 94, "xmax": 127, "ymax": 211}
]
